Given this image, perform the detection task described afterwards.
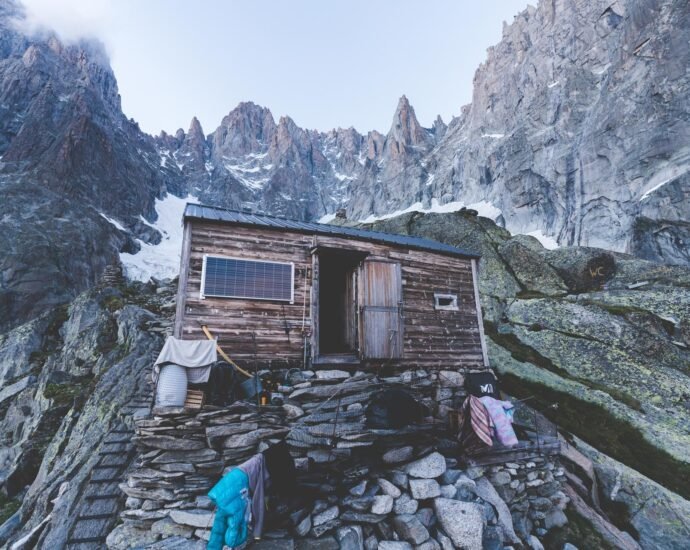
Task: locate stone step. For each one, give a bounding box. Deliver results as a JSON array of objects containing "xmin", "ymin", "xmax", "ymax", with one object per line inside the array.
[
  {"xmin": 65, "ymin": 536, "xmax": 106, "ymax": 544},
  {"xmin": 76, "ymin": 513, "xmax": 114, "ymax": 521},
  {"xmin": 84, "ymin": 493, "xmax": 121, "ymax": 501},
  {"xmin": 89, "ymin": 478, "xmax": 123, "ymax": 484}
]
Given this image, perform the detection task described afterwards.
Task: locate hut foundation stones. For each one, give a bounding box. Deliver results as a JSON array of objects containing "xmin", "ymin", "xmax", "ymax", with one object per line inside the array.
[{"xmin": 112, "ymin": 369, "xmax": 567, "ymax": 549}]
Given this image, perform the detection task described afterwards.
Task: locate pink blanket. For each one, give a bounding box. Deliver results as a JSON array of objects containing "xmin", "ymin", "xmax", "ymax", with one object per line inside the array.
[{"xmin": 479, "ymin": 396, "xmax": 518, "ymax": 447}]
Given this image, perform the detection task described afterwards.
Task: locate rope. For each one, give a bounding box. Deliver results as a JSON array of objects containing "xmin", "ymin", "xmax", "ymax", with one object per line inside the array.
[{"xmin": 199, "ymin": 324, "xmax": 253, "ymax": 379}]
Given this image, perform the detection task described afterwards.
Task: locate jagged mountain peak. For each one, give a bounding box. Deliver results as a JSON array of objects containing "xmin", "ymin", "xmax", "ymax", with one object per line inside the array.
[
  {"xmin": 387, "ymin": 94, "xmax": 433, "ymax": 150},
  {"xmin": 188, "ymin": 115, "xmax": 204, "ymax": 136},
  {"xmin": 2, "ymin": 0, "xmax": 688, "ymax": 340},
  {"xmin": 432, "ymin": 114, "xmax": 447, "ymax": 140},
  {"xmin": 211, "ymin": 101, "xmax": 277, "ymax": 158},
  {"xmin": 219, "ymin": 100, "xmax": 275, "ymax": 127}
]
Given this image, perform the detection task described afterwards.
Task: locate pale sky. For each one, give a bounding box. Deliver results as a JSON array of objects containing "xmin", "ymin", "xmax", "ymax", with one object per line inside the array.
[{"xmin": 21, "ymin": 0, "xmax": 529, "ymax": 136}]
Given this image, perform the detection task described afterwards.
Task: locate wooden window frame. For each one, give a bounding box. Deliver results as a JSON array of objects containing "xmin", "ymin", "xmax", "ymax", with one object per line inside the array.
[{"xmin": 434, "ymin": 292, "xmax": 459, "ymax": 311}]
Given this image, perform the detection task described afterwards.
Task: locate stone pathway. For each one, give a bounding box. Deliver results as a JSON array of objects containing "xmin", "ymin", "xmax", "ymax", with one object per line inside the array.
[{"xmin": 64, "ymin": 357, "xmax": 158, "ymax": 549}]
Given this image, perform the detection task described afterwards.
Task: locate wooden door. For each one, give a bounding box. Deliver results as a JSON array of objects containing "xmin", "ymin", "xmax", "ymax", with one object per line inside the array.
[{"xmin": 358, "ymin": 260, "xmax": 403, "ymax": 359}]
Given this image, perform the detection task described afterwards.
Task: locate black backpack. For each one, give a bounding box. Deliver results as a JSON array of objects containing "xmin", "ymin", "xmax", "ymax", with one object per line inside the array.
[
  {"xmin": 465, "ymin": 371, "xmax": 500, "ymax": 399},
  {"xmin": 191, "ymin": 361, "xmax": 240, "ymax": 406}
]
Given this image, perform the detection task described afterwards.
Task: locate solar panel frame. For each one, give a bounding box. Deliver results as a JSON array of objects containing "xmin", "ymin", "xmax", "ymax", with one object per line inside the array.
[{"xmin": 199, "ymin": 254, "xmax": 295, "ymax": 303}]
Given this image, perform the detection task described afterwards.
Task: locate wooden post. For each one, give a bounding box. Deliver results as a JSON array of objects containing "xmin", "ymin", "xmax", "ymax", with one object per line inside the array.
[
  {"xmin": 471, "ymin": 259, "xmax": 490, "ymax": 367},
  {"xmin": 310, "ymin": 251, "xmax": 320, "ymax": 363},
  {"xmin": 173, "ymin": 220, "xmax": 193, "ymax": 338}
]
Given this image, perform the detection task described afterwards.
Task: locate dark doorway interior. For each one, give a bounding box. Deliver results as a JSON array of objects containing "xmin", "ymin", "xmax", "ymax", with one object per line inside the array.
[{"xmin": 318, "ymin": 250, "xmax": 364, "ymax": 355}]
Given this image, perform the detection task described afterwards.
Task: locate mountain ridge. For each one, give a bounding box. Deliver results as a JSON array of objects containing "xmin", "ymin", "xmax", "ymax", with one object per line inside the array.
[{"xmin": 0, "ymin": 0, "xmax": 688, "ymax": 334}]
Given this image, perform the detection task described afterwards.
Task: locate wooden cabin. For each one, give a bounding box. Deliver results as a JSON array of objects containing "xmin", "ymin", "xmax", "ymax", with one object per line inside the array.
[{"xmin": 173, "ymin": 204, "xmax": 490, "ymax": 373}]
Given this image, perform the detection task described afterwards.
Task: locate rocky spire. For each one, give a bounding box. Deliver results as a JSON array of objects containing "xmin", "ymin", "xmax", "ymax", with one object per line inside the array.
[
  {"xmin": 187, "ymin": 116, "xmax": 204, "ymax": 140},
  {"xmin": 432, "ymin": 115, "xmax": 447, "ymax": 141},
  {"xmin": 184, "ymin": 116, "xmax": 206, "ymax": 151},
  {"xmin": 388, "ymin": 95, "xmax": 432, "ymax": 148},
  {"xmin": 381, "ymin": 96, "xmax": 434, "ymax": 161}
]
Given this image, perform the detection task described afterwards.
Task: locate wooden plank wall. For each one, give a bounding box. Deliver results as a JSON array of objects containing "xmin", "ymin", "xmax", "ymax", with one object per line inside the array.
[{"xmin": 177, "ymin": 220, "xmax": 488, "ymax": 372}]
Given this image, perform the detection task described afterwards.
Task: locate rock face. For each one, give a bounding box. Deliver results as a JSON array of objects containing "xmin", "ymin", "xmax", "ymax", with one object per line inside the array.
[
  {"xmin": 366, "ymin": 210, "xmax": 690, "ymax": 498},
  {"xmin": 567, "ymin": 437, "xmax": 690, "ymax": 550},
  {"xmin": 346, "ymin": 0, "xmax": 690, "ymax": 266},
  {"xmin": 0, "ymin": 276, "xmax": 176, "ymax": 548},
  {"xmin": 2, "ymin": 0, "xmax": 689, "ymax": 333},
  {"xmin": 0, "ymin": 2, "xmax": 161, "ymax": 333}
]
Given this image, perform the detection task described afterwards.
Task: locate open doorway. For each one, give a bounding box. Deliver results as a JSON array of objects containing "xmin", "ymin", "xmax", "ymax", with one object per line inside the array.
[{"xmin": 315, "ymin": 249, "xmax": 366, "ymax": 361}]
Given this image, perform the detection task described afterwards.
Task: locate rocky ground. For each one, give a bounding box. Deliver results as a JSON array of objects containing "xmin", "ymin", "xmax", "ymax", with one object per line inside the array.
[
  {"xmin": 0, "ymin": 210, "xmax": 688, "ymax": 549},
  {"xmin": 0, "ymin": 270, "xmax": 177, "ymax": 548},
  {"xmin": 362, "ymin": 210, "xmax": 690, "ymax": 548}
]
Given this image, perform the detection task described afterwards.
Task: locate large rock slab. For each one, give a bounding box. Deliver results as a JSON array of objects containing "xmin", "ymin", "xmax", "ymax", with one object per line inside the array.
[
  {"xmin": 404, "ymin": 452, "xmax": 446, "ymax": 479},
  {"xmin": 576, "ymin": 437, "xmax": 690, "ymax": 550},
  {"xmin": 169, "ymin": 509, "xmax": 215, "ymax": 528},
  {"xmin": 475, "ymin": 477, "xmax": 520, "ymax": 545},
  {"xmin": 498, "ymin": 238, "xmax": 567, "ymax": 296},
  {"xmin": 544, "ymin": 248, "xmax": 616, "ymax": 293},
  {"xmin": 433, "ymin": 498, "xmax": 484, "ymax": 550}
]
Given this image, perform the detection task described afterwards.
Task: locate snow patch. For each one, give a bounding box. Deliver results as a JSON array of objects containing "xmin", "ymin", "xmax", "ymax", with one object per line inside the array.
[
  {"xmin": 334, "ymin": 171, "xmax": 354, "ymax": 182},
  {"xmin": 481, "ymin": 133, "xmax": 505, "ymax": 139},
  {"xmin": 359, "ymin": 202, "xmax": 425, "ymax": 223},
  {"xmin": 359, "ymin": 198, "xmax": 503, "ymax": 224},
  {"xmin": 247, "ymin": 151, "xmax": 268, "ymax": 160},
  {"xmin": 547, "ymin": 80, "xmax": 560, "ymax": 88},
  {"xmin": 223, "ymin": 155, "xmax": 273, "ymax": 190},
  {"xmin": 99, "ymin": 213, "xmax": 126, "ymax": 232},
  {"xmin": 318, "ymin": 213, "xmax": 337, "ymax": 223},
  {"xmin": 138, "ymin": 215, "xmax": 156, "ymax": 229},
  {"xmin": 640, "ymin": 166, "xmax": 688, "ymax": 201},
  {"xmin": 120, "ymin": 194, "xmax": 199, "ymax": 282},
  {"xmin": 524, "ymin": 230, "xmax": 559, "ymax": 250}
]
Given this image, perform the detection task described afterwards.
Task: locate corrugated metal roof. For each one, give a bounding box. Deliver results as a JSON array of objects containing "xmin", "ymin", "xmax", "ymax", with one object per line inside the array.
[{"xmin": 184, "ymin": 203, "xmax": 480, "ymax": 259}]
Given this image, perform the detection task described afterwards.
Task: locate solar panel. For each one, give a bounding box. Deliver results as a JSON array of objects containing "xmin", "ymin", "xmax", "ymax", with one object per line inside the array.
[{"xmin": 200, "ymin": 255, "xmax": 294, "ymax": 302}]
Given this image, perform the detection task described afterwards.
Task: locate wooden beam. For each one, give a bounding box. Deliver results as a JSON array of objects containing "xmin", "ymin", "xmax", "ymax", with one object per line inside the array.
[
  {"xmin": 311, "ymin": 251, "xmax": 320, "ymax": 363},
  {"xmin": 471, "ymin": 258, "xmax": 490, "ymax": 367},
  {"xmin": 563, "ymin": 484, "xmax": 641, "ymax": 550},
  {"xmin": 174, "ymin": 219, "xmax": 193, "ymax": 338}
]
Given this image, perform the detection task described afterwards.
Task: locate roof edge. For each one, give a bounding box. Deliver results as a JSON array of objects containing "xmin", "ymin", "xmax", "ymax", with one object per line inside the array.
[{"xmin": 183, "ymin": 203, "xmax": 481, "ymax": 259}]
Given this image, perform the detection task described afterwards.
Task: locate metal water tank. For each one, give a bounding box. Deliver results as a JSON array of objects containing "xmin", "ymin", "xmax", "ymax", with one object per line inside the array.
[{"xmin": 156, "ymin": 364, "xmax": 188, "ymax": 407}]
